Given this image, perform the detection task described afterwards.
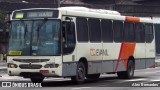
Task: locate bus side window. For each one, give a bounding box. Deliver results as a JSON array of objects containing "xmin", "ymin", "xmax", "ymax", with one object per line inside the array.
[
  {"xmin": 113, "ymin": 21, "xmax": 123, "ymax": 42},
  {"xmin": 135, "ymin": 23, "xmax": 145, "ymax": 43},
  {"xmin": 145, "ymin": 24, "xmax": 154, "ymax": 43},
  {"xmin": 62, "ymin": 21, "xmax": 76, "ymax": 54}
]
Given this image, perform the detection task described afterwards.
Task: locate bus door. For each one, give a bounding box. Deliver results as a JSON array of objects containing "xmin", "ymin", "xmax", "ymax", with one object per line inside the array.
[{"xmin": 62, "ymin": 16, "xmax": 77, "ymax": 76}]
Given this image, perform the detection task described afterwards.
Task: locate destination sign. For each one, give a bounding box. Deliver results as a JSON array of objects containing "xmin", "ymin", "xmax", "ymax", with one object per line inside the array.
[
  {"xmin": 13, "ymin": 10, "xmax": 58, "ymax": 19},
  {"xmin": 27, "ymin": 11, "xmax": 53, "ymax": 18}
]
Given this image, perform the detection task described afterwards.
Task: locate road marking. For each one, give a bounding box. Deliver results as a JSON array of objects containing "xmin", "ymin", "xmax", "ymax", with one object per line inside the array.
[
  {"xmin": 71, "ymin": 87, "xmax": 91, "ymax": 90},
  {"xmin": 124, "ymin": 78, "xmax": 147, "ymax": 82},
  {"xmin": 0, "ymin": 74, "xmax": 70, "ymax": 81},
  {"xmin": 149, "ymin": 79, "xmax": 160, "ymax": 82},
  {"xmin": 120, "ymin": 78, "xmax": 160, "ymax": 83},
  {"xmin": 135, "ymin": 67, "xmax": 160, "ymax": 72},
  {"xmin": 0, "ymin": 74, "xmax": 23, "ymax": 79},
  {"xmin": 44, "ymin": 78, "xmax": 70, "ymax": 81},
  {"xmin": 145, "ymin": 71, "xmax": 160, "ymax": 74},
  {"xmin": 96, "ymin": 84, "xmax": 110, "ymax": 87}
]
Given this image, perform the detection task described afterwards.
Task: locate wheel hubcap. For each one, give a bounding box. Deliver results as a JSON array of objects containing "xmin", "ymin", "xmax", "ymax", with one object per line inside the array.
[
  {"xmin": 78, "ymin": 67, "xmax": 84, "ymax": 80},
  {"xmin": 129, "ymin": 63, "xmax": 134, "ymax": 76}
]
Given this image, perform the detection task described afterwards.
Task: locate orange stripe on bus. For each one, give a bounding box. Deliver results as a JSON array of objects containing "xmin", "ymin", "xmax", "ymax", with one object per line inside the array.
[
  {"xmin": 125, "ymin": 16, "xmax": 140, "ymax": 23},
  {"xmin": 120, "ymin": 42, "xmax": 136, "ymax": 68},
  {"xmin": 114, "ymin": 43, "xmax": 124, "ymax": 72},
  {"xmin": 115, "ymin": 42, "xmax": 136, "ymax": 72}
]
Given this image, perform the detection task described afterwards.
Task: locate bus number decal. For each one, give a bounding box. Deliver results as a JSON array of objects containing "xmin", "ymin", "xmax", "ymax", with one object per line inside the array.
[{"xmin": 9, "ymin": 51, "xmax": 22, "ymax": 55}]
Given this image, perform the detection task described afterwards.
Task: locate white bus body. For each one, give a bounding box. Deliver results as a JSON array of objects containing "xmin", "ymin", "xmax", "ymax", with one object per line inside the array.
[{"xmin": 7, "ymin": 7, "xmax": 155, "ymax": 83}]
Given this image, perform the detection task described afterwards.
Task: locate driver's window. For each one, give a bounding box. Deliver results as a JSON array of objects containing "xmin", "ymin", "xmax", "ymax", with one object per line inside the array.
[
  {"xmin": 62, "ymin": 21, "xmax": 76, "ymax": 54},
  {"xmin": 11, "ymin": 22, "xmax": 25, "ymax": 46}
]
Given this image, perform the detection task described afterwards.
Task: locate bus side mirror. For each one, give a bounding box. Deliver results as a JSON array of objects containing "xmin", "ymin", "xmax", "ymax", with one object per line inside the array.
[
  {"xmin": 62, "ymin": 17, "xmax": 73, "ymax": 49},
  {"xmin": 62, "ymin": 21, "xmax": 68, "ymax": 48},
  {"xmin": 65, "ymin": 17, "xmax": 72, "ymax": 30},
  {"xmin": 65, "ymin": 17, "xmax": 72, "ymax": 21}
]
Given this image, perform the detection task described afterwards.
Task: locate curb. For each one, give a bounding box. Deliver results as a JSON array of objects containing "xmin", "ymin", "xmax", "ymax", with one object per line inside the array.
[
  {"xmin": 0, "ymin": 67, "xmax": 7, "ymax": 70},
  {"xmin": 155, "ymin": 62, "xmax": 160, "ymax": 67},
  {"xmin": 0, "ymin": 67, "xmax": 7, "ymax": 74},
  {"xmin": 156, "ymin": 62, "xmax": 160, "ymax": 66},
  {"xmin": 0, "ymin": 62, "xmax": 7, "ymax": 73}
]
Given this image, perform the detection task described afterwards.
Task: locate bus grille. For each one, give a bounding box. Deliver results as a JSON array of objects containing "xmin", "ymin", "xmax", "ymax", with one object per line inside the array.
[
  {"xmin": 13, "ymin": 59, "xmax": 49, "ymax": 63},
  {"xmin": 19, "ymin": 64, "xmax": 42, "ymax": 69}
]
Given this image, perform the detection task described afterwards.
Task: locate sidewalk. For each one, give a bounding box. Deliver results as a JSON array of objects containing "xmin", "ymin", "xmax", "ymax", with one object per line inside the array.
[
  {"xmin": 156, "ymin": 56, "xmax": 160, "ymax": 67},
  {"xmin": 0, "ymin": 60, "xmax": 7, "ymax": 77}
]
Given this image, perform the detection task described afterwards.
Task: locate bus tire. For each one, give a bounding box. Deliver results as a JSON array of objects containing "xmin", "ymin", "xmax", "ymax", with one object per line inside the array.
[
  {"xmin": 117, "ymin": 60, "xmax": 135, "ymax": 79},
  {"xmin": 86, "ymin": 74, "xmax": 100, "ymax": 79},
  {"xmin": 30, "ymin": 74, "xmax": 44, "ymax": 83},
  {"xmin": 71, "ymin": 62, "xmax": 86, "ymax": 84},
  {"xmin": 31, "ymin": 77, "xmax": 44, "ymax": 83}
]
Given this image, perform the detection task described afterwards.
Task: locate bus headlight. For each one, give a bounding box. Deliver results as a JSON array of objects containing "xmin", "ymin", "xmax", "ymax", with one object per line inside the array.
[
  {"xmin": 44, "ymin": 64, "xmax": 59, "ymax": 68},
  {"xmin": 8, "ymin": 63, "xmax": 18, "ymax": 68},
  {"xmin": 44, "ymin": 64, "xmax": 54, "ymax": 68}
]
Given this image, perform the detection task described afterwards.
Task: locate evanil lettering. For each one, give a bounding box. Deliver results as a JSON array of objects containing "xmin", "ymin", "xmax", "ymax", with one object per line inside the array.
[{"xmin": 90, "ymin": 48, "xmax": 108, "ymax": 56}]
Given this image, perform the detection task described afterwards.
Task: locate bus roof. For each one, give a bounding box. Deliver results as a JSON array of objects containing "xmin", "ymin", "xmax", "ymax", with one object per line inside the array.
[
  {"xmin": 12, "ymin": 7, "xmax": 153, "ymax": 23},
  {"xmin": 59, "ymin": 7, "xmax": 121, "ymax": 15}
]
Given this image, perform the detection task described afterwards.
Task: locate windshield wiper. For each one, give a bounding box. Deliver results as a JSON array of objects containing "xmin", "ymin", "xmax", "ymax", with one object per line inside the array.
[
  {"xmin": 36, "ymin": 18, "xmax": 48, "ymax": 42},
  {"xmin": 24, "ymin": 25, "xmax": 28, "ymax": 39},
  {"xmin": 19, "ymin": 19, "xmax": 28, "ymax": 39}
]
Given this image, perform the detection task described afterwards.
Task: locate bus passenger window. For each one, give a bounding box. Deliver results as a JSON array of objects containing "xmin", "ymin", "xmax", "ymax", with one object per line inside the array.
[
  {"xmin": 135, "ymin": 23, "xmax": 145, "ymax": 43},
  {"xmin": 124, "ymin": 22, "xmax": 134, "ymax": 42},
  {"xmin": 88, "ymin": 18, "xmax": 101, "ymax": 42},
  {"xmin": 101, "ymin": 20, "xmax": 113, "ymax": 42},
  {"xmin": 113, "ymin": 21, "xmax": 123, "ymax": 42},
  {"xmin": 76, "ymin": 18, "xmax": 88, "ymax": 42},
  {"xmin": 145, "ymin": 24, "xmax": 154, "ymax": 43}
]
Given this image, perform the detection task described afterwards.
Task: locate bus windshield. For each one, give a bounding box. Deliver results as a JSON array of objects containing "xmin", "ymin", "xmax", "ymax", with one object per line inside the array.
[{"xmin": 8, "ymin": 19, "xmax": 61, "ymax": 56}]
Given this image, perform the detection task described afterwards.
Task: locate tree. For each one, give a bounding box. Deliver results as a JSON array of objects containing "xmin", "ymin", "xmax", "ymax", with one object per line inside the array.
[
  {"xmin": 0, "ymin": 10, "xmax": 6, "ymax": 21},
  {"xmin": 0, "ymin": 10, "xmax": 6, "ymax": 30}
]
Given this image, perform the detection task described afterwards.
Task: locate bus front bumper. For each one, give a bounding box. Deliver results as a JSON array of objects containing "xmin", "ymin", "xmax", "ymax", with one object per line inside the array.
[{"xmin": 8, "ymin": 68, "xmax": 60, "ymax": 77}]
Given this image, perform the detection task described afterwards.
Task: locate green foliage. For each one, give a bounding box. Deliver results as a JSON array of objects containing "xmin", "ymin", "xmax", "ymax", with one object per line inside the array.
[
  {"xmin": 0, "ymin": 10, "xmax": 6, "ymax": 20},
  {"xmin": 0, "ymin": 10, "xmax": 6, "ymax": 30}
]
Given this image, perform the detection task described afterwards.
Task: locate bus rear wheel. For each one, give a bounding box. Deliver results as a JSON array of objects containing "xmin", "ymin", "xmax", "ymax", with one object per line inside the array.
[
  {"xmin": 117, "ymin": 60, "xmax": 135, "ymax": 79},
  {"xmin": 71, "ymin": 62, "xmax": 86, "ymax": 84}
]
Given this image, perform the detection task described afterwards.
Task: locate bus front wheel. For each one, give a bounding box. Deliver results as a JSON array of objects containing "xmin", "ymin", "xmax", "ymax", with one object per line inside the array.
[
  {"xmin": 71, "ymin": 62, "xmax": 86, "ymax": 84},
  {"xmin": 30, "ymin": 74, "xmax": 44, "ymax": 83}
]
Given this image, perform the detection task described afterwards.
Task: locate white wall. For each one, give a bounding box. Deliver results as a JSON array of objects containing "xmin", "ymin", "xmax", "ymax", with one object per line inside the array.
[{"xmin": 153, "ymin": 17, "xmax": 160, "ymax": 24}]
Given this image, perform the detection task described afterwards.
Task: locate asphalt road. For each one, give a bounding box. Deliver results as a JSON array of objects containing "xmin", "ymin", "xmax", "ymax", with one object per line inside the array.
[{"xmin": 0, "ymin": 67, "xmax": 160, "ymax": 90}]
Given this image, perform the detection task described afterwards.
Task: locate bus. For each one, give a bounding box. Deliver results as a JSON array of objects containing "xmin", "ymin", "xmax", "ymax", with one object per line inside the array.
[{"xmin": 7, "ymin": 7, "xmax": 155, "ymax": 83}]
